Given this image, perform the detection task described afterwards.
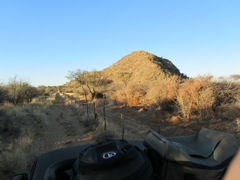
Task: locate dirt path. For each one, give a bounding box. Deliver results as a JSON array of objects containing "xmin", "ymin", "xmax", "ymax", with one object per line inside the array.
[
  {"xmin": 42, "ymin": 104, "xmax": 90, "ymax": 151},
  {"xmin": 40, "ymin": 102, "xmax": 238, "ymax": 153}
]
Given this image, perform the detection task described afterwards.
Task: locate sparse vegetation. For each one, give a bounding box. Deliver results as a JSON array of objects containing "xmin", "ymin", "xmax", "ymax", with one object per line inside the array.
[
  {"xmin": 0, "ymin": 134, "xmax": 39, "ymax": 179},
  {"xmin": 1, "ymin": 50, "xmax": 240, "ymax": 179},
  {"xmin": 118, "ymin": 72, "xmax": 133, "ymax": 87},
  {"xmin": 0, "ymin": 104, "xmax": 49, "ymax": 179}
]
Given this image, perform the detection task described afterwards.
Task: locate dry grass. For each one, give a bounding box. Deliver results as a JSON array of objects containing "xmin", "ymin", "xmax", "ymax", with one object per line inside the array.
[
  {"xmin": 0, "ymin": 104, "xmax": 49, "ymax": 179},
  {"xmin": 63, "ymin": 50, "xmax": 239, "ymax": 125},
  {"xmin": 0, "ymin": 104, "xmax": 48, "ymax": 137},
  {"xmin": 0, "ymin": 134, "xmax": 40, "ymax": 179},
  {"xmin": 3, "ymin": 51, "xmax": 237, "ymax": 179}
]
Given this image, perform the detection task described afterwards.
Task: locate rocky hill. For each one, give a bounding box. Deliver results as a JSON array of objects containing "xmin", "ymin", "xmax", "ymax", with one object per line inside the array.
[
  {"xmin": 64, "ymin": 50, "xmax": 186, "ymax": 104},
  {"xmin": 103, "ymin": 50, "xmax": 185, "ymax": 85}
]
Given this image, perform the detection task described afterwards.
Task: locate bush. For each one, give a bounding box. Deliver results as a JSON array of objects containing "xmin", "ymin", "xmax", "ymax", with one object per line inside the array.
[
  {"xmin": 177, "ymin": 76, "xmax": 214, "ymax": 119},
  {"xmin": 113, "ymin": 83, "xmax": 148, "ymax": 106},
  {"xmin": 0, "ymin": 104, "xmax": 48, "ymax": 137},
  {"xmin": 5, "ymin": 78, "xmax": 39, "ymax": 105},
  {"xmin": 0, "ymin": 105, "xmax": 46, "ymax": 179},
  {"xmin": 215, "ymin": 103, "xmax": 240, "ymax": 121},
  {"xmin": 0, "ymin": 86, "xmax": 7, "ymax": 105},
  {"xmin": 147, "ymin": 75, "xmax": 179, "ymax": 109},
  {"xmin": 111, "ymin": 89, "xmax": 127, "ymax": 106},
  {"xmin": 0, "ymin": 135, "xmax": 39, "ymax": 178},
  {"xmin": 211, "ymin": 77, "xmax": 240, "ymax": 121},
  {"xmin": 0, "ymin": 109, "xmax": 19, "ymax": 136},
  {"xmin": 0, "ymin": 148, "xmax": 26, "ymax": 175},
  {"xmin": 213, "ymin": 78, "xmax": 240, "ymax": 108}
]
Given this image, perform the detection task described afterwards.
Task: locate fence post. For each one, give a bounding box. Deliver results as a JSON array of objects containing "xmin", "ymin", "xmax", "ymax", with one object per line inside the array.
[
  {"xmin": 121, "ymin": 113, "xmax": 124, "ymax": 140},
  {"xmin": 94, "ymin": 102, "xmax": 98, "ymax": 124},
  {"xmin": 82, "ymin": 103, "xmax": 85, "ymax": 114},
  {"xmin": 86, "ymin": 101, "xmax": 89, "ymax": 115},
  {"xmin": 103, "ymin": 105, "xmax": 106, "ymax": 134}
]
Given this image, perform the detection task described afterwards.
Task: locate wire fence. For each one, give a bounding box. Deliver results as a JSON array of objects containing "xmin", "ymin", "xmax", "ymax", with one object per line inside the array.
[
  {"xmin": 95, "ymin": 105, "xmax": 151, "ymax": 140},
  {"xmin": 76, "ymin": 100, "xmax": 199, "ymax": 141}
]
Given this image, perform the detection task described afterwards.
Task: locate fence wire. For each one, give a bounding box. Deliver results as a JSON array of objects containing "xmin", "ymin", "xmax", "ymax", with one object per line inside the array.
[
  {"xmin": 77, "ymin": 102, "xmax": 199, "ymax": 141},
  {"xmin": 96, "ymin": 109, "xmax": 151, "ymax": 140}
]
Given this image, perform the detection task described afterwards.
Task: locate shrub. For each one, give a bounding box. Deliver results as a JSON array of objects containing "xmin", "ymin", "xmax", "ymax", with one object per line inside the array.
[
  {"xmin": 0, "ymin": 104, "xmax": 48, "ymax": 179},
  {"xmin": 0, "ymin": 120, "xmax": 42, "ymax": 179},
  {"xmin": 148, "ymin": 75, "xmax": 179, "ymax": 109},
  {"xmin": 0, "ymin": 85, "xmax": 7, "ymax": 105},
  {"xmin": 213, "ymin": 78, "xmax": 240, "ymax": 108},
  {"xmin": 111, "ymin": 89, "xmax": 127, "ymax": 106},
  {"xmin": 125, "ymin": 83, "xmax": 148, "ymax": 106},
  {"xmin": 0, "ymin": 104, "xmax": 48, "ymax": 138},
  {"xmin": 211, "ymin": 77, "xmax": 240, "ymax": 121},
  {"xmin": 0, "ymin": 135, "xmax": 39, "ymax": 178},
  {"xmin": 216, "ymin": 103, "xmax": 240, "ymax": 121},
  {"xmin": 5, "ymin": 78, "xmax": 39, "ymax": 105},
  {"xmin": 0, "ymin": 109, "xmax": 19, "ymax": 135},
  {"xmin": 177, "ymin": 76, "xmax": 214, "ymax": 119},
  {"xmin": 0, "ymin": 148, "xmax": 26, "ymax": 175}
]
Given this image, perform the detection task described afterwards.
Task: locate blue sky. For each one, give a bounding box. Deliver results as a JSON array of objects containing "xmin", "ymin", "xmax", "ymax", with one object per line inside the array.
[{"xmin": 0, "ymin": 0, "xmax": 239, "ymax": 86}]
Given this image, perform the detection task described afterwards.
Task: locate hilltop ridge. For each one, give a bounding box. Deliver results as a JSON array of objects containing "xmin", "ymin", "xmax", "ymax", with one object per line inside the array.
[{"xmin": 103, "ymin": 50, "xmax": 185, "ymax": 84}]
